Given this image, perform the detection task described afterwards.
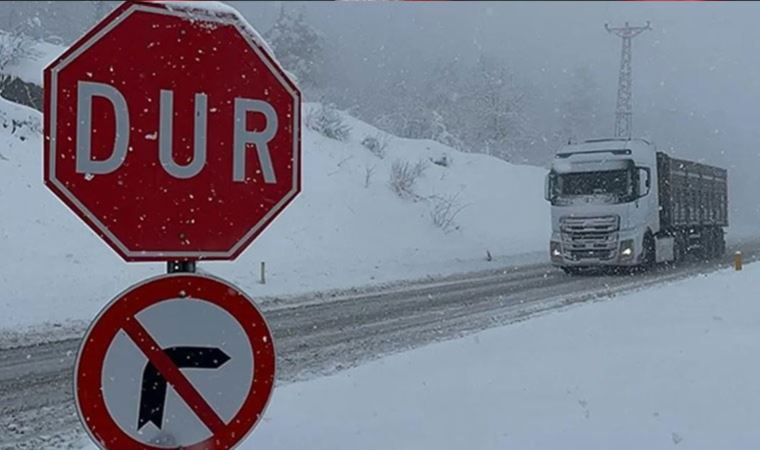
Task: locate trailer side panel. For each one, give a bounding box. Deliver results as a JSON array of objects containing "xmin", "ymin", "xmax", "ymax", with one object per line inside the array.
[{"xmin": 657, "ymin": 152, "xmax": 728, "ymax": 229}]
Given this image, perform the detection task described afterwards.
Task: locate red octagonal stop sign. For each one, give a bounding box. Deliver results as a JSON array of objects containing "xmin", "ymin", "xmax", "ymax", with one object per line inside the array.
[{"xmin": 44, "ymin": 1, "xmax": 301, "ymax": 262}]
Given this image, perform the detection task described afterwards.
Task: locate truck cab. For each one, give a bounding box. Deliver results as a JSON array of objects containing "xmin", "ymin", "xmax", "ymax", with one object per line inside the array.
[{"xmin": 545, "ymin": 138, "xmax": 662, "ymax": 272}]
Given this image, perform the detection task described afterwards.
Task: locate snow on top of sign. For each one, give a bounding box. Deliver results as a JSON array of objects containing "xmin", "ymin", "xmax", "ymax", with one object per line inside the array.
[
  {"xmin": 154, "ymin": 0, "xmax": 295, "ymax": 86},
  {"xmin": 158, "ymin": 1, "xmax": 276, "ymax": 58},
  {"xmin": 162, "ymin": 1, "xmax": 239, "ymax": 15}
]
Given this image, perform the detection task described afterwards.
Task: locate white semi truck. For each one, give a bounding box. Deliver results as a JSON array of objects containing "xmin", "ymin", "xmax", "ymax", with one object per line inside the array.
[{"xmin": 545, "ymin": 138, "xmax": 728, "ymax": 273}]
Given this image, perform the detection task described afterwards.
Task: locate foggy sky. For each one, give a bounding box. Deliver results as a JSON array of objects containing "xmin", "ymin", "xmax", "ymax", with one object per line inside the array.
[
  {"xmin": 232, "ymin": 1, "xmax": 758, "ymax": 155},
  {"xmin": 231, "ymin": 1, "xmax": 760, "ymax": 234},
  {"xmin": 4, "ymin": 1, "xmax": 760, "ymax": 234}
]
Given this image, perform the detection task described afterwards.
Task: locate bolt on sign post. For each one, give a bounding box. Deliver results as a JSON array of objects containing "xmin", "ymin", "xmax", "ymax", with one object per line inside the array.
[{"xmin": 43, "ymin": 2, "xmax": 300, "ymax": 449}]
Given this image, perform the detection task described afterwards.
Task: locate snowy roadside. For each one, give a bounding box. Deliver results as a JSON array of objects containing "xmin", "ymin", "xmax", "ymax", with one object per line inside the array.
[
  {"xmin": 1, "ymin": 100, "xmax": 550, "ymax": 335},
  {"xmin": 67, "ymin": 262, "xmax": 760, "ymax": 450},
  {"xmin": 0, "ymin": 250, "xmax": 546, "ymax": 349}
]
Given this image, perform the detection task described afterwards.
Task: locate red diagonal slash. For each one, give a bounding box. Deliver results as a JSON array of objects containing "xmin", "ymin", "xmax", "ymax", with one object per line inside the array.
[{"xmin": 122, "ymin": 315, "xmax": 226, "ymax": 434}]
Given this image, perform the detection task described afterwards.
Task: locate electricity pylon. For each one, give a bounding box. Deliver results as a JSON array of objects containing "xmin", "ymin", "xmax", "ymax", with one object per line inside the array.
[{"xmin": 605, "ymin": 21, "xmax": 651, "ymax": 139}]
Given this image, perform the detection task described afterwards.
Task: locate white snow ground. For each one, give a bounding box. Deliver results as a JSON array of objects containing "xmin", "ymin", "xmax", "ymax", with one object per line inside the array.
[
  {"xmin": 0, "ymin": 101, "xmax": 549, "ymax": 332},
  {"xmin": 65, "ymin": 262, "xmax": 760, "ymax": 450}
]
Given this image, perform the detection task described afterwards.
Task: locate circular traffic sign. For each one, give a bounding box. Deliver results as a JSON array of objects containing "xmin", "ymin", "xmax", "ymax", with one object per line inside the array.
[
  {"xmin": 44, "ymin": 1, "xmax": 301, "ymax": 261},
  {"xmin": 75, "ymin": 273, "xmax": 275, "ymax": 450}
]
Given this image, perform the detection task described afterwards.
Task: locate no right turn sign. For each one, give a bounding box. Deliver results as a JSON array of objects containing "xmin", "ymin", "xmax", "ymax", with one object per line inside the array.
[{"xmin": 75, "ymin": 273, "xmax": 276, "ymax": 450}]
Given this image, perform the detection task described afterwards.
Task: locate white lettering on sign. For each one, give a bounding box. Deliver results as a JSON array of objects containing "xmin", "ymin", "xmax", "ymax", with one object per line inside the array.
[
  {"xmin": 74, "ymin": 81, "xmax": 278, "ymax": 183},
  {"xmin": 76, "ymin": 81, "xmax": 130, "ymax": 175},
  {"xmin": 233, "ymin": 99, "xmax": 278, "ymax": 184},
  {"xmin": 159, "ymin": 89, "xmax": 208, "ymax": 179}
]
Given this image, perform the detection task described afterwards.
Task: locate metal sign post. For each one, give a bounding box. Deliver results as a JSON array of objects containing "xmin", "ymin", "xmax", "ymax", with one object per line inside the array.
[{"xmin": 43, "ymin": 2, "xmax": 301, "ymax": 449}]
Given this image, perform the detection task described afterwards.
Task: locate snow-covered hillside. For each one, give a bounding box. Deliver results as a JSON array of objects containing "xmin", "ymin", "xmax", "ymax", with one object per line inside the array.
[
  {"xmin": 2, "ymin": 35, "xmax": 66, "ymax": 86},
  {"xmin": 0, "ymin": 101, "xmax": 549, "ymax": 331}
]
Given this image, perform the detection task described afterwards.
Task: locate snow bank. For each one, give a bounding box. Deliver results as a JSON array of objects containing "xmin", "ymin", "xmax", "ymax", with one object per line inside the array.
[
  {"xmin": 0, "ymin": 102, "xmax": 549, "ymax": 331},
  {"xmin": 66, "ymin": 261, "xmax": 760, "ymax": 450}
]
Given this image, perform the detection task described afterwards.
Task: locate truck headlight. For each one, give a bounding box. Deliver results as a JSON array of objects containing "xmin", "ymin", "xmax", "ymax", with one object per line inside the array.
[
  {"xmin": 619, "ymin": 239, "xmax": 634, "ymax": 260},
  {"xmin": 550, "ymin": 241, "xmax": 562, "ymax": 261}
]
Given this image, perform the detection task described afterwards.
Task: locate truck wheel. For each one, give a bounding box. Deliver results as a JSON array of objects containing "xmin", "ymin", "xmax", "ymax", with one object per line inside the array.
[
  {"xmin": 710, "ymin": 227, "xmax": 718, "ymax": 259},
  {"xmin": 704, "ymin": 227, "xmax": 720, "ymax": 259},
  {"xmin": 716, "ymin": 228, "xmax": 725, "ymax": 257},
  {"xmin": 701, "ymin": 228, "xmax": 712, "ymax": 260},
  {"xmin": 672, "ymin": 234, "xmax": 683, "ymax": 265},
  {"xmin": 710, "ymin": 227, "xmax": 725, "ymax": 259},
  {"xmin": 642, "ymin": 232, "xmax": 656, "ymax": 268}
]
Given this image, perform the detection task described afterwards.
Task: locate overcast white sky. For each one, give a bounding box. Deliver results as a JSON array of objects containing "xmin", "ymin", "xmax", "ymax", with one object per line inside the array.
[
  {"xmin": 0, "ymin": 1, "xmax": 755, "ymax": 230},
  {"xmin": 230, "ymin": 1, "xmax": 760, "ymax": 229}
]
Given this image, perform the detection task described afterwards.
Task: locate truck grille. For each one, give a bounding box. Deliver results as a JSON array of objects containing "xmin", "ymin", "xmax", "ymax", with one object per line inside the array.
[{"xmin": 560, "ymin": 216, "xmax": 619, "ymax": 261}]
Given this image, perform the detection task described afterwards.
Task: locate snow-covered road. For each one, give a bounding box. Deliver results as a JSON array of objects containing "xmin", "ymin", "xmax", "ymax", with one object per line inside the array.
[
  {"xmin": 242, "ymin": 259, "xmax": 760, "ymax": 450},
  {"xmin": 1, "ymin": 243, "xmax": 757, "ymax": 450}
]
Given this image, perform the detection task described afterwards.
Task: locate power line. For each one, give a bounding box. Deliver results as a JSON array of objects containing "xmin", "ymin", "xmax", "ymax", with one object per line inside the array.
[{"xmin": 605, "ymin": 21, "xmax": 651, "ymax": 139}]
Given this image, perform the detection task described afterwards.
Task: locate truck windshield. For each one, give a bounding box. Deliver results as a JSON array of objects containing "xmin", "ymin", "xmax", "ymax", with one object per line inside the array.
[{"xmin": 552, "ymin": 169, "xmax": 633, "ymax": 203}]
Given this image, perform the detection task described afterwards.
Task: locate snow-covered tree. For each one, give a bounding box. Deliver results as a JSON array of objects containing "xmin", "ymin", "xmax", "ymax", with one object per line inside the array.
[
  {"xmin": 555, "ymin": 66, "xmax": 600, "ymax": 146},
  {"xmin": 424, "ymin": 59, "xmax": 466, "ymax": 150},
  {"xmin": 458, "ymin": 55, "xmax": 531, "ymax": 160},
  {"xmin": 367, "ymin": 55, "xmax": 533, "ymax": 160},
  {"xmin": 264, "ymin": 5, "xmax": 326, "ymax": 96},
  {"xmin": 0, "ymin": 31, "xmax": 30, "ymax": 71},
  {"xmin": 0, "ymin": 28, "xmax": 34, "ymax": 94},
  {"xmin": 372, "ymin": 71, "xmax": 431, "ymax": 140},
  {"xmin": 430, "ymin": 110, "xmax": 464, "ymax": 151},
  {"xmin": 0, "ymin": 1, "xmax": 46, "ymax": 77}
]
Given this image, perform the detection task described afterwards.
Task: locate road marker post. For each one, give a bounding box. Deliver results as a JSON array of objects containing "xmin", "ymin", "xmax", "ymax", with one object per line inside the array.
[{"xmin": 734, "ymin": 251, "xmax": 743, "ymax": 271}]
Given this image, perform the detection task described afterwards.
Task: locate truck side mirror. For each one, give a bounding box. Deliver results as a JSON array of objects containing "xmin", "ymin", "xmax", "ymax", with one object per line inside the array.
[
  {"xmin": 638, "ymin": 167, "xmax": 651, "ymax": 197},
  {"xmin": 544, "ymin": 172, "xmax": 557, "ymax": 202}
]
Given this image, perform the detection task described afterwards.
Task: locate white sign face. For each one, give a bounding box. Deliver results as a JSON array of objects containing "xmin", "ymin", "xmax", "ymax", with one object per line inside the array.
[
  {"xmin": 74, "ymin": 274, "xmax": 276, "ymax": 450},
  {"xmin": 102, "ymin": 299, "xmax": 253, "ymax": 446}
]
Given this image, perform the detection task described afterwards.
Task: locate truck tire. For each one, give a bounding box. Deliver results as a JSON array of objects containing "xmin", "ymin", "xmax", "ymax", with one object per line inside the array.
[
  {"xmin": 702, "ymin": 227, "xmax": 714, "ymax": 260},
  {"xmin": 642, "ymin": 232, "xmax": 656, "ymax": 268},
  {"xmin": 710, "ymin": 227, "xmax": 725, "ymax": 259},
  {"xmin": 674, "ymin": 232, "xmax": 686, "ymax": 263},
  {"xmin": 716, "ymin": 228, "xmax": 725, "ymax": 257}
]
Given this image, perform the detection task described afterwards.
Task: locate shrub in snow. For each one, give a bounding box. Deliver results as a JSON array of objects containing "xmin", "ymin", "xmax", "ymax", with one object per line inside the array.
[
  {"xmin": 0, "ymin": 99, "xmax": 41, "ymax": 140},
  {"xmin": 428, "ymin": 193, "xmax": 467, "ymax": 233},
  {"xmin": 361, "ymin": 133, "xmax": 390, "ymax": 159},
  {"xmin": 430, "ymin": 153, "xmax": 451, "ymax": 167},
  {"xmin": 4, "ymin": 116, "xmax": 37, "ymax": 139},
  {"xmin": 305, "ymin": 103, "xmax": 351, "ymax": 141},
  {"xmin": 430, "ymin": 110, "xmax": 465, "ymax": 151},
  {"xmin": 363, "ymin": 164, "xmax": 375, "ymax": 188},
  {"xmin": 389, "ymin": 159, "xmax": 427, "ymax": 199}
]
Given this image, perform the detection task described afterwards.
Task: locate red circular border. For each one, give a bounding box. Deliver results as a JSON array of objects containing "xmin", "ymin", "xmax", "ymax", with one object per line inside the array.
[{"xmin": 75, "ymin": 273, "xmax": 276, "ymax": 450}]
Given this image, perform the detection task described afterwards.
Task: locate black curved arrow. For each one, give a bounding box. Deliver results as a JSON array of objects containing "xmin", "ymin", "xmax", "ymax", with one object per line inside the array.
[{"xmin": 138, "ymin": 346, "xmax": 231, "ymax": 430}]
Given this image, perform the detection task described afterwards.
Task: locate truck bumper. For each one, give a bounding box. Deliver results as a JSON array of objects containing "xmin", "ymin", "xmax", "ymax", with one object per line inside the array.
[{"xmin": 550, "ymin": 229, "xmax": 644, "ymax": 267}]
